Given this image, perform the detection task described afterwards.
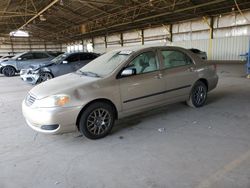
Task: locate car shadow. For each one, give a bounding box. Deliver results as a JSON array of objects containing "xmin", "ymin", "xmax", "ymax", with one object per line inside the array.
[
  {"xmin": 111, "ymin": 102, "xmax": 188, "ymax": 135},
  {"xmin": 0, "ymin": 74, "xmax": 20, "ymax": 78},
  {"xmin": 111, "ymin": 91, "xmax": 228, "ymax": 135},
  {"xmin": 206, "ymin": 89, "xmax": 233, "ymax": 105}
]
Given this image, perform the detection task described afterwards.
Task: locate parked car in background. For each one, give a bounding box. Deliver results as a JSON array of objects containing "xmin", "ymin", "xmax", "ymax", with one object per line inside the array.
[
  {"xmin": 22, "ymin": 46, "xmax": 218, "ymax": 139},
  {"xmin": 188, "ymin": 48, "xmax": 207, "ymax": 60},
  {"xmin": 20, "ymin": 52, "xmax": 99, "ymax": 84},
  {"xmin": 0, "ymin": 51, "xmax": 62, "ymax": 77},
  {"xmin": 0, "ymin": 55, "xmax": 14, "ymax": 63}
]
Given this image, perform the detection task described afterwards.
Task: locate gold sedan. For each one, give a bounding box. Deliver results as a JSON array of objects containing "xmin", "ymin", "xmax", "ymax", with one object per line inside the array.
[{"xmin": 22, "ymin": 46, "xmax": 218, "ymax": 139}]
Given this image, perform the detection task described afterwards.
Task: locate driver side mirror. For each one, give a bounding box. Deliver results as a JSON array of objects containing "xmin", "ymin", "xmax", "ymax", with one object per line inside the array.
[
  {"xmin": 62, "ymin": 60, "xmax": 68, "ymax": 64},
  {"xmin": 121, "ymin": 67, "xmax": 136, "ymax": 77},
  {"xmin": 17, "ymin": 57, "xmax": 22, "ymax": 61}
]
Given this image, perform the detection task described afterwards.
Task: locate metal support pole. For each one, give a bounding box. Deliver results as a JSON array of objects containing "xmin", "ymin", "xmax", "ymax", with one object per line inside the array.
[
  {"xmin": 203, "ymin": 16, "xmax": 213, "ymax": 60},
  {"xmin": 247, "ymin": 40, "xmax": 250, "ymax": 78},
  {"xmin": 91, "ymin": 37, "xmax": 94, "ymax": 50},
  {"xmin": 104, "ymin": 35, "xmax": 107, "ymax": 49},
  {"xmin": 210, "ymin": 17, "xmax": 214, "ymax": 39},
  {"xmin": 120, "ymin": 33, "xmax": 124, "ymax": 47},
  {"xmin": 141, "ymin": 29, "xmax": 144, "ymax": 45},
  {"xmin": 28, "ymin": 37, "xmax": 32, "ymax": 51},
  {"xmin": 169, "ymin": 24, "xmax": 173, "ymax": 43},
  {"xmin": 82, "ymin": 39, "xmax": 84, "ymax": 52},
  {"xmin": 44, "ymin": 40, "xmax": 47, "ymax": 51}
]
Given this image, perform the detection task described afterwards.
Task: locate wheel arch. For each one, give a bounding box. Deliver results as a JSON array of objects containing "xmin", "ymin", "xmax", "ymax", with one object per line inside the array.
[
  {"xmin": 76, "ymin": 98, "xmax": 118, "ymax": 130},
  {"xmin": 197, "ymin": 78, "xmax": 208, "ymax": 90},
  {"xmin": 40, "ymin": 67, "xmax": 54, "ymax": 77},
  {"xmin": 40, "ymin": 70, "xmax": 54, "ymax": 78},
  {"xmin": 3, "ymin": 65, "xmax": 17, "ymax": 72}
]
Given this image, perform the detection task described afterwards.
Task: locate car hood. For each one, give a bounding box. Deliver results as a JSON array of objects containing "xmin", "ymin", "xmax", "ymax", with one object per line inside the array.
[
  {"xmin": 29, "ymin": 72, "xmax": 100, "ymax": 99},
  {"xmin": 0, "ymin": 59, "xmax": 9, "ymax": 63},
  {"xmin": 29, "ymin": 61, "xmax": 53, "ymax": 70}
]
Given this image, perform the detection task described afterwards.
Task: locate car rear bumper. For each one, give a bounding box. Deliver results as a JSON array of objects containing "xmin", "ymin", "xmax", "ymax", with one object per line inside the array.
[
  {"xmin": 22, "ymin": 100, "xmax": 82, "ymax": 134},
  {"xmin": 208, "ymin": 74, "xmax": 219, "ymax": 92}
]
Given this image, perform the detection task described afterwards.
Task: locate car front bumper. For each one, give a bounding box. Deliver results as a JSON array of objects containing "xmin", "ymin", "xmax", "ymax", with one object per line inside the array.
[
  {"xmin": 22, "ymin": 100, "xmax": 82, "ymax": 134},
  {"xmin": 0, "ymin": 65, "xmax": 3, "ymax": 74},
  {"xmin": 20, "ymin": 71, "xmax": 40, "ymax": 85}
]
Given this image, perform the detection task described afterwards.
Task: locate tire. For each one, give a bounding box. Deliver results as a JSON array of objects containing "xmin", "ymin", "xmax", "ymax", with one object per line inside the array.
[
  {"xmin": 2, "ymin": 66, "xmax": 16, "ymax": 77},
  {"xmin": 187, "ymin": 81, "xmax": 207, "ymax": 108},
  {"xmin": 37, "ymin": 72, "xmax": 53, "ymax": 84},
  {"xmin": 79, "ymin": 102, "xmax": 115, "ymax": 139}
]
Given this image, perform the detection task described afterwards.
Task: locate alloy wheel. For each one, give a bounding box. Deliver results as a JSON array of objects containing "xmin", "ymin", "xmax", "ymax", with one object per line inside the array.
[
  {"xmin": 193, "ymin": 85, "xmax": 206, "ymax": 106},
  {"xmin": 3, "ymin": 66, "xmax": 15, "ymax": 77},
  {"xmin": 86, "ymin": 108, "xmax": 112, "ymax": 136},
  {"xmin": 39, "ymin": 72, "xmax": 53, "ymax": 82}
]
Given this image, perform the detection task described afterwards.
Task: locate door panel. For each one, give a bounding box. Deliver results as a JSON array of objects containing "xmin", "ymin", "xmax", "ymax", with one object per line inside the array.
[
  {"xmin": 52, "ymin": 64, "xmax": 73, "ymax": 77},
  {"xmin": 17, "ymin": 53, "xmax": 34, "ymax": 69},
  {"xmin": 73, "ymin": 60, "xmax": 89, "ymax": 70},
  {"xmin": 162, "ymin": 66, "xmax": 198, "ymax": 99},
  {"xmin": 119, "ymin": 51, "xmax": 165, "ymax": 112},
  {"xmin": 160, "ymin": 50, "xmax": 198, "ymax": 99},
  {"xmin": 119, "ymin": 71, "xmax": 165, "ymax": 111}
]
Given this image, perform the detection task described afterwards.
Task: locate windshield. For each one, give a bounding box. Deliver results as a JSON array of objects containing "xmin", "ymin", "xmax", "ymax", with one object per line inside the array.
[
  {"xmin": 51, "ymin": 53, "xmax": 67, "ymax": 64},
  {"xmin": 78, "ymin": 50, "xmax": 132, "ymax": 77},
  {"xmin": 11, "ymin": 52, "xmax": 24, "ymax": 60}
]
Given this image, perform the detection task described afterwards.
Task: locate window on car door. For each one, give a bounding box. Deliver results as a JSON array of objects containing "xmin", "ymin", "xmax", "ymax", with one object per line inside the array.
[
  {"xmin": 20, "ymin": 53, "xmax": 34, "ymax": 60},
  {"xmin": 66, "ymin": 54, "xmax": 80, "ymax": 63},
  {"xmin": 160, "ymin": 49, "xmax": 197, "ymax": 99},
  {"xmin": 161, "ymin": 50, "xmax": 193, "ymax": 69},
  {"xmin": 80, "ymin": 53, "xmax": 96, "ymax": 61},
  {"xmin": 128, "ymin": 51, "xmax": 159, "ymax": 74},
  {"xmin": 17, "ymin": 53, "xmax": 35, "ymax": 69},
  {"xmin": 33, "ymin": 52, "xmax": 49, "ymax": 59}
]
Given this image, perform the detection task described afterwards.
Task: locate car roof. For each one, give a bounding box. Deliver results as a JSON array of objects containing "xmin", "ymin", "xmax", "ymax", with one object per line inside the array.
[
  {"xmin": 110, "ymin": 45, "xmax": 188, "ymax": 53},
  {"xmin": 64, "ymin": 52, "xmax": 96, "ymax": 55}
]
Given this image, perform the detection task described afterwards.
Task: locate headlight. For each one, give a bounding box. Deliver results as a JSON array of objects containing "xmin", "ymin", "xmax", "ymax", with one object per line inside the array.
[{"xmin": 33, "ymin": 94, "xmax": 70, "ymax": 108}]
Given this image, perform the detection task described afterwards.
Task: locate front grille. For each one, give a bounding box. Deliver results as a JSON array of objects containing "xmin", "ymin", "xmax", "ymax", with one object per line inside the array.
[{"xmin": 25, "ymin": 93, "xmax": 36, "ymax": 106}]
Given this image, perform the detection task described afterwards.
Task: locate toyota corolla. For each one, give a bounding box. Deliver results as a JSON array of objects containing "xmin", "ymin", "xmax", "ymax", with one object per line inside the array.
[{"xmin": 22, "ymin": 46, "xmax": 218, "ymax": 139}]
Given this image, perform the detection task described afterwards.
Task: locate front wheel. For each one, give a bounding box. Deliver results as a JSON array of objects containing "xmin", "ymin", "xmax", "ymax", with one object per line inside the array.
[
  {"xmin": 2, "ymin": 66, "xmax": 16, "ymax": 77},
  {"xmin": 37, "ymin": 72, "xmax": 53, "ymax": 84},
  {"xmin": 79, "ymin": 102, "xmax": 115, "ymax": 139},
  {"xmin": 187, "ymin": 81, "xmax": 207, "ymax": 108}
]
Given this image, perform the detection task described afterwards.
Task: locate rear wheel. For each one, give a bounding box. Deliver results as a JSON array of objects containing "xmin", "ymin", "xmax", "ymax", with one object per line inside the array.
[
  {"xmin": 187, "ymin": 81, "xmax": 207, "ymax": 108},
  {"xmin": 2, "ymin": 66, "xmax": 16, "ymax": 77},
  {"xmin": 37, "ymin": 72, "xmax": 53, "ymax": 83},
  {"xmin": 79, "ymin": 102, "xmax": 115, "ymax": 139}
]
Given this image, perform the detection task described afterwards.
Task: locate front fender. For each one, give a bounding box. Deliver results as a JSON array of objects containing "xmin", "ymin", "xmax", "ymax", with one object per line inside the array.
[
  {"xmin": 1, "ymin": 61, "xmax": 17, "ymax": 70},
  {"xmin": 41, "ymin": 67, "xmax": 52, "ymax": 73}
]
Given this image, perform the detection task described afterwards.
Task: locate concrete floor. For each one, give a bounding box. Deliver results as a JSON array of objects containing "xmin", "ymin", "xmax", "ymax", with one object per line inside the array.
[{"xmin": 0, "ymin": 64, "xmax": 250, "ymax": 188}]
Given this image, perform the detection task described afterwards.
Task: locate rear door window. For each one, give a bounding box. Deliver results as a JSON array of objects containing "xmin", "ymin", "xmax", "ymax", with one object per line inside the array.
[
  {"xmin": 33, "ymin": 52, "xmax": 49, "ymax": 59},
  {"xmin": 66, "ymin": 54, "xmax": 80, "ymax": 63},
  {"xmin": 80, "ymin": 53, "xmax": 96, "ymax": 60},
  {"xmin": 20, "ymin": 53, "xmax": 34, "ymax": 60},
  {"xmin": 161, "ymin": 50, "xmax": 193, "ymax": 69}
]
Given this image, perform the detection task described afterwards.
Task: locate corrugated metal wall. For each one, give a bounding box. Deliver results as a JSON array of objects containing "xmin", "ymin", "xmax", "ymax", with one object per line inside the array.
[
  {"xmin": 0, "ymin": 37, "xmax": 63, "ymax": 56},
  {"xmin": 78, "ymin": 10, "xmax": 250, "ymax": 61},
  {"xmin": 170, "ymin": 36, "xmax": 249, "ymax": 60}
]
